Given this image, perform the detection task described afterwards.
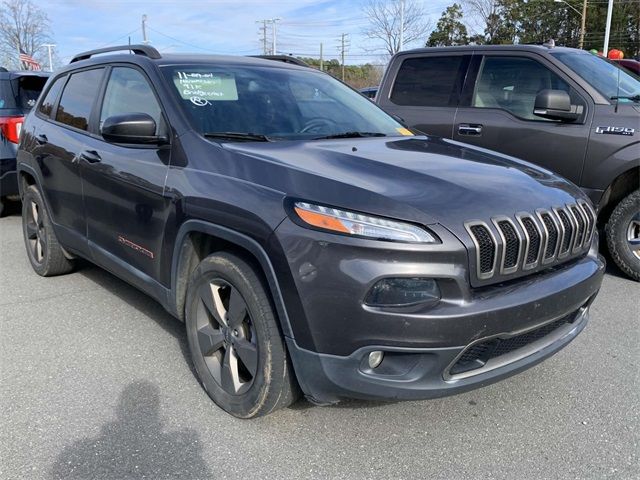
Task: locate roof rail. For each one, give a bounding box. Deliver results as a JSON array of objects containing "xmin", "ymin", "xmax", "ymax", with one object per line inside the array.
[
  {"xmin": 70, "ymin": 44, "xmax": 161, "ymax": 64},
  {"xmin": 250, "ymin": 55, "xmax": 310, "ymax": 67}
]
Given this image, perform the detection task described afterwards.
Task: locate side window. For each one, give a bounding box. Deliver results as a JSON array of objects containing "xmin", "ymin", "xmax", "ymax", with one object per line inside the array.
[
  {"xmin": 100, "ymin": 67, "xmax": 164, "ymax": 135},
  {"xmin": 472, "ymin": 56, "xmax": 583, "ymax": 121},
  {"xmin": 55, "ymin": 69, "xmax": 104, "ymax": 131},
  {"xmin": 38, "ymin": 76, "xmax": 66, "ymax": 118},
  {"xmin": 390, "ymin": 56, "xmax": 466, "ymax": 107}
]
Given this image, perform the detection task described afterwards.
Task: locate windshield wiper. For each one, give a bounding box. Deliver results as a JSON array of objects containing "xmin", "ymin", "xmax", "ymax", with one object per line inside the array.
[
  {"xmin": 312, "ymin": 131, "xmax": 387, "ymax": 140},
  {"xmin": 203, "ymin": 132, "xmax": 272, "ymax": 142},
  {"xmin": 610, "ymin": 94, "xmax": 640, "ymax": 102}
]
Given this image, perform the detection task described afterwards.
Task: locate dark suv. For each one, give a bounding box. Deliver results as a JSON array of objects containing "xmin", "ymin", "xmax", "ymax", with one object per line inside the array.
[
  {"xmin": 17, "ymin": 45, "xmax": 604, "ymax": 418},
  {"xmin": 0, "ymin": 68, "xmax": 49, "ymax": 215},
  {"xmin": 377, "ymin": 45, "xmax": 640, "ymax": 281}
]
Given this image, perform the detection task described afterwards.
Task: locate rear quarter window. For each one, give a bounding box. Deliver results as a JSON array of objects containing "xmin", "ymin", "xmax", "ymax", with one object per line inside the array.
[
  {"xmin": 390, "ymin": 56, "xmax": 467, "ymax": 107},
  {"xmin": 55, "ymin": 69, "xmax": 104, "ymax": 132}
]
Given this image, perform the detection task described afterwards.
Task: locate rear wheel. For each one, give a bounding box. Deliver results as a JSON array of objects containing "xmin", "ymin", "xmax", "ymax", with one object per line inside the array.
[
  {"xmin": 185, "ymin": 252, "xmax": 298, "ymax": 418},
  {"xmin": 21, "ymin": 185, "xmax": 74, "ymax": 276},
  {"xmin": 605, "ymin": 190, "xmax": 640, "ymax": 281}
]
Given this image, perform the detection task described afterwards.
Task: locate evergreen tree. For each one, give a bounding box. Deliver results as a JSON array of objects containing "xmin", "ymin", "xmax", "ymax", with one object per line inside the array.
[{"xmin": 427, "ymin": 3, "xmax": 469, "ymax": 47}]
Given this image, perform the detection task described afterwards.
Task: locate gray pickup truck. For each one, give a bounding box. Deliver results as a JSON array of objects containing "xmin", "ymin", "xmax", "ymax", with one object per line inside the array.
[{"xmin": 377, "ymin": 45, "xmax": 640, "ymax": 280}]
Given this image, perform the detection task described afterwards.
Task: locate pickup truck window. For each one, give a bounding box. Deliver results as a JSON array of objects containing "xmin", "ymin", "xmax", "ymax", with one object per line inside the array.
[
  {"xmin": 472, "ymin": 56, "xmax": 581, "ymax": 121},
  {"xmin": 390, "ymin": 56, "xmax": 465, "ymax": 107}
]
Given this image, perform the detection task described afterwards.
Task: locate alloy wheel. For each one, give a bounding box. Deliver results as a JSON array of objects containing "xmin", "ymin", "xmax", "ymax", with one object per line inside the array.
[
  {"xmin": 25, "ymin": 200, "xmax": 46, "ymax": 264},
  {"xmin": 195, "ymin": 278, "xmax": 258, "ymax": 395},
  {"xmin": 627, "ymin": 212, "xmax": 640, "ymax": 260}
]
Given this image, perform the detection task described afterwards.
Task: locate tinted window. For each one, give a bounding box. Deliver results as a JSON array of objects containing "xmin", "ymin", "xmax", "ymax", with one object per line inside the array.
[
  {"xmin": 38, "ymin": 76, "xmax": 66, "ymax": 118},
  {"xmin": 0, "ymin": 75, "xmax": 47, "ymax": 111},
  {"xmin": 100, "ymin": 67, "xmax": 163, "ymax": 134},
  {"xmin": 472, "ymin": 56, "xmax": 583, "ymax": 121},
  {"xmin": 56, "ymin": 69, "xmax": 104, "ymax": 131},
  {"xmin": 390, "ymin": 56, "xmax": 466, "ymax": 107}
]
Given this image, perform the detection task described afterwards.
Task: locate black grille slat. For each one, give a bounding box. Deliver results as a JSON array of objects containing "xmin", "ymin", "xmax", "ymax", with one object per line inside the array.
[
  {"xmin": 571, "ymin": 206, "xmax": 586, "ymax": 249},
  {"xmin": 541, "ymin": 213, "xmax": 558, "ymax": 260},
  {"xmin": 469, "ymin": 225, "xmax": 495, "ymax": 274},
  {"xmin": 580, "ymin": 203, "xmax": 595, "ymax": 247},
  {"xmin": 558, "ymin": 209, "xmax": 573, "ymax": 254},
  {"xmin": 450, "ymin": 313, "xmax": 575, "ymax": 375},
  {"xmin": 521, "ymin": 217, "xmax": 541, "ymax": 264},
  {"xmin": 498, "ymin": 221, "xmax": 519, "ymax": 269}
]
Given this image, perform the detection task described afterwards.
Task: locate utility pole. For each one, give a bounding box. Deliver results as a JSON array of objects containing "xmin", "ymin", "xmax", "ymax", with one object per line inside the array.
[
  {"xmin": 602, "ymin": 0, "xmax": 614, "ymax": 56},
  {"xmin": 338, "ymin": 33, "xmax": 349, "ymax": 81},
  {"xmin": 257, "ymin": 20, "xmax": 268, "ymax": 54},
  {"xmin": 320, "ymin": 42, "xmax": 323, "ymax": 71},
  {"xmin": 142, "ymin": 14, "xmax": 149, "ymax": 44},
  {"xmin": 41, "ymin": 43, "xmax": 56, "ymax": 72},
  {"xmin": 579, "ymin": 0, "xmax": 587, "ymax": 50},
  {"xmin": 272, "ymin": 18, "xmax": 281, "ymax": 55},
  {"xmin": 398, "ymin": 0, "xmax": 405, "ymax": 52}
]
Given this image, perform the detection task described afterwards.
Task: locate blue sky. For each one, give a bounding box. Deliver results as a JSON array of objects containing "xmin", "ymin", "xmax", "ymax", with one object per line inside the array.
[{"xmin": 41, "ymin": 0, "xmax": 455, "ymax": 66}]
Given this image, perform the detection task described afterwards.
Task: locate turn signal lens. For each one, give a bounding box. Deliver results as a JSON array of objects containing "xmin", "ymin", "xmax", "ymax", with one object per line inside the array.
[{"xmin": 293, "ymin": 202, "xmax": 438, "ymax": 243}]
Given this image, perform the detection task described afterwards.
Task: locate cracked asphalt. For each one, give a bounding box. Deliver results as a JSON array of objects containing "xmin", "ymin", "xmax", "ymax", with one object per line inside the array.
[{"xmin": 1, "ymin": 208, "xmax": 638, "ymax": 480}]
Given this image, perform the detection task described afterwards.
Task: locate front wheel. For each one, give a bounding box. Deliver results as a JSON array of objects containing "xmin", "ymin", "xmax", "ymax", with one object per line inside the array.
[
  {"xmin": 185, "ymin": 252, "xmax": 298, "ymax": 418},
  {"xmin": 605, "ymin": 190, "xmax": 640, "ymax": 281}
]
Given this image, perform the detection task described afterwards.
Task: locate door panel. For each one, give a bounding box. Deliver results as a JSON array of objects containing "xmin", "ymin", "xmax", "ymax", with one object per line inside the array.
[
  {"xmin": 453, "ymin": 54, "xmax": 591, "ymax": 184},
  {"xmin": 82, "ymin": 66, "xmax": 172, "ymax": 284}
]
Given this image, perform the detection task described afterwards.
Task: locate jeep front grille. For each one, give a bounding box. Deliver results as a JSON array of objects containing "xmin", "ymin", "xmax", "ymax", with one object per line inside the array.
[{"xmin": 465, "ymin": 200, "xmax": 595, "ymax": 283}]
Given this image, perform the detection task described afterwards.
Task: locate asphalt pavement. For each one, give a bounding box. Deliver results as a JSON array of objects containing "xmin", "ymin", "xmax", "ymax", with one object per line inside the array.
[{"xmin": 1, "ymin": 208, "xmax": 638, "ymax": 480}]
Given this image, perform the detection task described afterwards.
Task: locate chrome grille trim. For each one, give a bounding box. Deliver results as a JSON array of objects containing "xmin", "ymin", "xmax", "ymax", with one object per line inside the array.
[
  {"xmin": 567, "ymin": 204, "xmax": 586, "ymax": 254},
  {"xmin": 515, "ymin": 213, "xmax": 542, "ymax": 270},
  {"xmin": 468, "ymin": 200, "xmax": 593, "ymax": 284},
  {"xmin": 491, "ymin": 216, "xmax": 523, "ymax": 275},
  {"xmin": 535, "ymin": 209, "xmax": 560, "ymax": 264},
  {"xmin": 465, "ymin": 221, "xmax": 498, "ymax": 280},
  {"xmin": 577, "ymin": 200, "xmax": 596, "ymax": 248},
  {"xmin": 554, "ymin": 206, "xmax": 575, "ymax": 259}
]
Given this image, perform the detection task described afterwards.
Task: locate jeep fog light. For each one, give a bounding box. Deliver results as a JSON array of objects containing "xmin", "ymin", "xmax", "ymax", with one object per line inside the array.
[
  {"xmin": 368, "ymin": 351, "xmax": 384, "ymax": 369},
  {"xmin": 365, "ymin": 278, "xmax": 440, "ymax": 307}
]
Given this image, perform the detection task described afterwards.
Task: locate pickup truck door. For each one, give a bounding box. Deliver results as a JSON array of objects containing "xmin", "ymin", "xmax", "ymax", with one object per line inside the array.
[
  {"xmin": 452, "ymin": 53, "xmax": 593, "ymax": 185},
  {"xmin": 377, "ymin": 53, "xmax": 471, "ymax": 139}
]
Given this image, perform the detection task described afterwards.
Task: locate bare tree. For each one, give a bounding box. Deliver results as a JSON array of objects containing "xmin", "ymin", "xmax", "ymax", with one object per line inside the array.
[
  {"xmin": 362, "ymin": 0, "xmax": 433, "ymax": 56},
  {"xmin": 462, "ymin": 0, "xmax": 500, "ymax": 43},
  {"xmin": 0, "ymin": 0, "xmax": 53, "ymax": 69}
]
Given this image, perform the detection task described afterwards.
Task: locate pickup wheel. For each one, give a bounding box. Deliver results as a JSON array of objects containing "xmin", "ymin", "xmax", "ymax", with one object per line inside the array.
[
  {"xmin": 185, "ymin": 252, "xmax": 298, "ymax": 418},
  {"xmin": 605, "ymin": 190, "xmax": 640, "ymax": 281},
  {"xmin": 21, "ymin": 185, "xmax": 74, "ymax": 276}
]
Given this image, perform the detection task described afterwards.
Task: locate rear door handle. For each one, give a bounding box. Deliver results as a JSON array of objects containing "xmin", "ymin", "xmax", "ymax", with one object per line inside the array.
[
  {"xmin": 36, "ymin": 134, "xmax": 48, "ymax": 145},
  {"xmin": 458, "ymin": 124, "xmax": 483, "ymax": 136},
  {"xmin": 80, "ymin": 150, "xmax": 102, "ymax": 164}
]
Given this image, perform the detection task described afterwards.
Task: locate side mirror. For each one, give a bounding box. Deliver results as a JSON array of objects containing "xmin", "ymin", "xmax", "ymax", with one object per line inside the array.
[
  {"xmin": 533, "ymin": 89, "xmax": 581, "ymax": 122},
  {"xmin": 101, "ymin": 113, "xmax": 168, "ymax": 144}
]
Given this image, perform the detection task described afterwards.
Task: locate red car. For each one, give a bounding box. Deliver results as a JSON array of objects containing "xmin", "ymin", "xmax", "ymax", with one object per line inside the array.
[{"xmin": 614, "ymin": 59, "xmax": 640, "ymax": 75}]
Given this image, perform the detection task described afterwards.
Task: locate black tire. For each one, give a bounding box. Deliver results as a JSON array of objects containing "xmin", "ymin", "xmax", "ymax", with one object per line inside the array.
[
  {"xmin": 21, "ymin": 184, "xmax": 74, "ymax": 276},
  {"xmin": 185, "ymin": 252, "xmax": 298, "ymax": 418},
  {"xmin": 605, "ymin": 189, "xmax": 640, "ymax": 281},
  {"xmin": 0, "ymin": 197, "xmax": 5, "ymax": 217}
]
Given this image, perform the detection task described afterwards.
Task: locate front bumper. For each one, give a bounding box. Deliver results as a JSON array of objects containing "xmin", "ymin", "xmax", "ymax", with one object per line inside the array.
[{"xmin": 274, "ymin": 218, "xmax": 605, "ymax": 404}]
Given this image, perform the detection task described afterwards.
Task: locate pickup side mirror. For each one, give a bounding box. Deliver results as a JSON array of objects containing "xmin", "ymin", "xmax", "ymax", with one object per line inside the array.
[
  {"xmin": 101, "ymin": 113, "xmax": 168, "ymax": 144},
  {"xmin": 533, "ymin": 89, "xmax": 581, "ymax": 122}
]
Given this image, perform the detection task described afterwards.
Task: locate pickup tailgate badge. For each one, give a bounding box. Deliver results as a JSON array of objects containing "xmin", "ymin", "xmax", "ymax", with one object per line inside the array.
[{"xmin": 595, "ymin": 126, "xmax": 635, "ymax": 136}]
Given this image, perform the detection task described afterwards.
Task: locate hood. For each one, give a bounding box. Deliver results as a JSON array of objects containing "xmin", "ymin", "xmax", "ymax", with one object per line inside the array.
[{"xmin": 222, "ymin": 136, "xmax": 586, "ymax": 238}]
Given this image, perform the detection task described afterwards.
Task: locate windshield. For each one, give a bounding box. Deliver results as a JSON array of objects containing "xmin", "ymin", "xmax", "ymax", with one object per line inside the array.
[
  {"xmin": 161, "ymin": 64, "xmax": 408, "ymax": 140},
  {"xmin": 552, "ymin": 52, "xmax": 640, "ymax": 103}
]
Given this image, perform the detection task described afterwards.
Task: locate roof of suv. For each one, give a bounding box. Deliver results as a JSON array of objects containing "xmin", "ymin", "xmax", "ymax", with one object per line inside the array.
[
  {"xmin": 0, "ymin": 70, "xmax": 50, "ymax": 80},
  {"xmin": 60, "ymin": 44, "xmax": 310, "ymax": 75}
]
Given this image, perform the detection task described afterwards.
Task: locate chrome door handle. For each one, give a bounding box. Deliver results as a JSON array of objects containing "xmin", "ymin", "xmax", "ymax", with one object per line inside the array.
[{"xmin": 458, "ymin": 124, "xmax": 483, "ymax": 136}]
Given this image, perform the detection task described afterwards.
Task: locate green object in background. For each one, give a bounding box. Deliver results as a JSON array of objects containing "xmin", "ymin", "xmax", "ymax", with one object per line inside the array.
[
  {"xmin": 173, "ymin": 71, "xmax": 238, "ymax": 102},
  {"xmin": 589, "ymin": 49, "xmax": 599, "ymax": 55}
]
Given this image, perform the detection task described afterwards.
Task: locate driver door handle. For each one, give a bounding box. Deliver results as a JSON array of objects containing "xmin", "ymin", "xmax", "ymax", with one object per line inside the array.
[
  {"xmin": 458, "ymin": 124, "xmax": 483, "ymax": 136},
  {"xmin": 80, "ymin": 150, "xmax": 102, "ymax": 164}
]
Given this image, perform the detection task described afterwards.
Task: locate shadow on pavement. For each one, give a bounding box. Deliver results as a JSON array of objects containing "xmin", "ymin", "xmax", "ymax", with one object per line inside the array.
[{"xmin": 50, "ymin": 380, "xmax": 212, "ymax": 480}]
